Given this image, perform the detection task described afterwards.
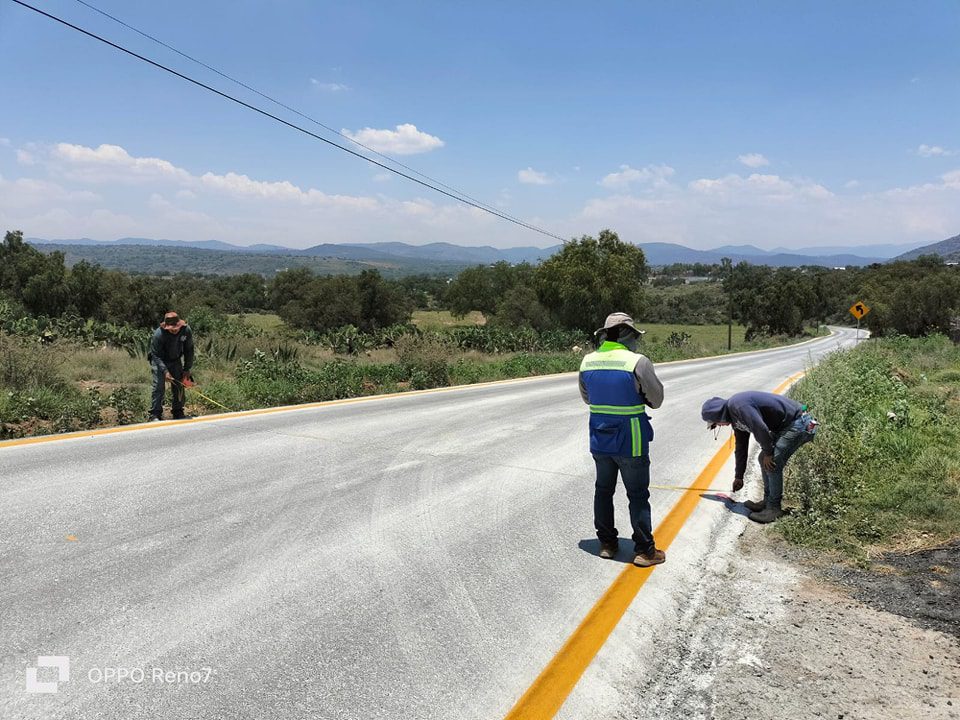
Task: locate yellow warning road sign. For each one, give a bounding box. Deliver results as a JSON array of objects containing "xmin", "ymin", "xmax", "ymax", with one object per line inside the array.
[{"xmin": 849, "ymin": 301, "xmax": 870, "ymax": 320}]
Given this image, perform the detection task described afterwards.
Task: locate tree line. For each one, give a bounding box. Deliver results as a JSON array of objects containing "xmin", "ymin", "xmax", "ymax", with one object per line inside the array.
[{"xmin": 3, "ymin": 229, "xmax": 959, "ymax": 338}]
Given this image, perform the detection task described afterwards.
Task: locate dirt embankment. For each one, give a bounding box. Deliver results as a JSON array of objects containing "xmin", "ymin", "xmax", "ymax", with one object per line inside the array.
[{"xmin": 638, "ymin": 523, "xmax": 960, "ymax": 720}]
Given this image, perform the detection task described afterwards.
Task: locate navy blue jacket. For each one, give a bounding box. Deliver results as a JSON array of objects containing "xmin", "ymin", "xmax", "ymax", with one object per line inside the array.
[
  {"xmin": 702, "ymin": 392, "xmax": 803, "ymax": 479},
  {"xmin": 149, "ymin": 325, "xmax": 194, "ymax": 373}
]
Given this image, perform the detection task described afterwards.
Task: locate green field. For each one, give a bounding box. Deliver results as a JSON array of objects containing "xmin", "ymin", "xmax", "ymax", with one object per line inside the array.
[
  {"xmin": 411, "ymin": 310, "xmax": 486, "ymax": 330},
  {"xmin": 229, "ymin": 313, "xmax": 285, "ymax": 333}
]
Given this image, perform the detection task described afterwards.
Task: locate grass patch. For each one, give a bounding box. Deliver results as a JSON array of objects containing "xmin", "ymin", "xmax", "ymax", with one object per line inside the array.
[
  {"xmin": 228, "ymin": 313, "xmax": 285, "ymax": 333},
  {"xmin": 780, "ymin": 335, "xmax": 960, "ymax": 561},
  {"xmin": 639, "ymin": 323, "xmax": 820, "ymax": 362},
  {"xmin": 412, "ymin": 310, "xmax": 486, "ymax": 330}
]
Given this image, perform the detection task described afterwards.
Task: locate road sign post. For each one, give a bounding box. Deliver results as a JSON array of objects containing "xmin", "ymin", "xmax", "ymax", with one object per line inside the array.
[{"xmin": 849, "ymin": 301, "xmax": 870, "ymax": 341}]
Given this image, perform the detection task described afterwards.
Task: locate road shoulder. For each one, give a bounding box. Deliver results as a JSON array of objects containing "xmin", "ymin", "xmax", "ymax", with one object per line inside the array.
[{"xmin": 640, "ymin": 519, "xmax": 960, "ymax": 720}]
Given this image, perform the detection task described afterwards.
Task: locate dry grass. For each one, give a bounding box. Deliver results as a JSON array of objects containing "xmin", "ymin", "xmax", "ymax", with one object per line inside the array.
[
  {"xmin": 412, "ymin": 310, "xmax": 486, "ymax": 330},
  {"xmin": 60, "ymin": 346, "xmax": 150, "ymax": 385}
]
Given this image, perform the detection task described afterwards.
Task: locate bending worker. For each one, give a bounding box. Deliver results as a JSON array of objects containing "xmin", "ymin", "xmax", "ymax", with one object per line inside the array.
[
  {"xmin": 148, "ymin": 311, "xmax": 195, "ymax": 422},
  {"xmin": 579, "ymin": 312, "xmax": 665, "ymax": 567},
  {"xmin": 700, "ymin": 392, "xmax": 817, "ymax": 523}
]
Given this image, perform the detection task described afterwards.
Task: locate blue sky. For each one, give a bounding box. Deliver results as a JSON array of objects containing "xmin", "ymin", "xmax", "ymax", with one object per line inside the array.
[{"xmin": 1, "ymin": 0, "xmax": 958, "ymax": 249}]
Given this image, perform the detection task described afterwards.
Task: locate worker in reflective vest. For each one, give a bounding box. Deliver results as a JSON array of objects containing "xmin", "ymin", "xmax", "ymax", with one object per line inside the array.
[{"xmin": 579, "ymin": 312, "xmax": 665, "ymax": 567}]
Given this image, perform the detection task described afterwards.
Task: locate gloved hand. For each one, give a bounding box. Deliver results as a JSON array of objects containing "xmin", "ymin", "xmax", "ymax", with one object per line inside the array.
[{"xmin": 732, "ymin": 476, "xmax": 744, "ymax": 492}]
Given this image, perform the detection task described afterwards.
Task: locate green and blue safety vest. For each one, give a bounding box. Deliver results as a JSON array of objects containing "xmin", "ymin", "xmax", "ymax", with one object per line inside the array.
[{"xmin": 579, "ymin": 341, "xmax": 653, "ymax": 457}]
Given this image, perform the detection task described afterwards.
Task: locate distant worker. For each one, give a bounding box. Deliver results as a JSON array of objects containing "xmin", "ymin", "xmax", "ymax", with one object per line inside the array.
[
  {"xmin": 579, "ymin": 312, "xmax": 666, "ymax": 566},
  {"xmin": 700, "ymin": 392, "xmax": 817, "ymax": 523},
  {"xmin": 148, "ymin": 311, "xmax": 195, "ymax": 422}
]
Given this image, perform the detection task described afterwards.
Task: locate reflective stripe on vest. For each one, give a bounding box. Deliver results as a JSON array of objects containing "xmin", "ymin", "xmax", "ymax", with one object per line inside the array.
[
  {"xmin": 580, "ymin": 343, "xmax": 648, "ymax": 457},
  {"xmin": 588, "ymin": 403, "xmax": 646, "ymax": 415},
  {"xmin": 580, "ymin": 346, "xmax": 646, "ymax": 416}
]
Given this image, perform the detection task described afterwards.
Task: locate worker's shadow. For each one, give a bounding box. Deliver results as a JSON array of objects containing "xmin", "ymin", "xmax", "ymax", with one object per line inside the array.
[
  {"xmin": 577, "ymin": 539, "xmax": 639, "ymax": 564},
  {"xmin": 699, "ymin": 492, "xmax": 752, "ymax": 517}
]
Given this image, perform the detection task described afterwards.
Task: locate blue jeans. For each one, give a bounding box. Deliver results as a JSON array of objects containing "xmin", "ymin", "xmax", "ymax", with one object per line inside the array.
[
  {"xmin": 150, "ymin": 361, "xmax": 184, "ymax": 419},
  {"xmin": 592, "ymin": 454, "xmax": 655, "ymax": 554},
  {"xmin": 760, "ymin": 414, "xmax": 814, "ymax": 507}
]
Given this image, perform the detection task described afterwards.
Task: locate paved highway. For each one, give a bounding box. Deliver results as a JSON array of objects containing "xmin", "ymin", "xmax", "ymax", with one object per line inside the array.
[{"xmin": 0, "ymin": 328, "xmax": 857, "ymax": 719}]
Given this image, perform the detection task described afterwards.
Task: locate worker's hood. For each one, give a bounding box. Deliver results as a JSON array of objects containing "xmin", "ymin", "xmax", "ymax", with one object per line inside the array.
[{"xmin": 700, "ymin": 396, "xmax": 730, "ymax": 424}]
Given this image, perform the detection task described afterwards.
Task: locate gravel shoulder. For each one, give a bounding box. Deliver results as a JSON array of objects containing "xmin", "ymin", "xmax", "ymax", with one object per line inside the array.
[{"xmin": 633, "ymin": 482, "xmax": 960, "ymax": 720}]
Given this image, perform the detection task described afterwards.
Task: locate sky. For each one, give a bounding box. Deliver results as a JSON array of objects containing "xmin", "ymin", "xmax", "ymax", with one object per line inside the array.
[{"xmin": 1, "ymin": 0, "xmax": 959, "ymax": 251}]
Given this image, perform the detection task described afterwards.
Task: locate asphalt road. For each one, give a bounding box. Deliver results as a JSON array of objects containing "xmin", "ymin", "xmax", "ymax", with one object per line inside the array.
[{"xmin": 0, "ymin": 328, "xmax": 858, "ymax": 720}]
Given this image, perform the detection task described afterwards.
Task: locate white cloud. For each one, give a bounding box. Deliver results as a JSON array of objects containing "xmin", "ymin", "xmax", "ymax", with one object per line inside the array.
[
  {"xmin": 917, "ymin": 144, "xmax": 953, "ymax": 158},
  {"xmin": 0, "ymin": 139, "xmax": 522, "ymax": 247},
  {"xmin": 310, "ymin": 79, "xmax": 349, "ymax": 92},
  {"xmin": 738, "ymin": 153, "xmax": 770, "ymax": 168},
  {"xmin": 51, "ymin": 143, "xmax": 191, "ymax": 183},
  {"xmin": 575, "ymin": 168, "xmax": 960, "ymax": 249},
  {"xmin": 341, "ymin": 123, "xmax": 444, "ymax": 155},
  {"xmin": 16, "ymin": 149, "xmax": 35, "ymax": 166},
  {"xmin": 0, "ymin": 138, "xmax": 10, "ymax": 147},
  {"xmin": 40, "ymin": 142, "xmax": 377, "ymax": 210},
  {"xmin": 689, "ymin": 172, "xmax": 832, "ymax": 200},
  {"xmin": 599, "ymin": 164, "xmax": 675, "ymax": 189},
  {"xmin": 518, "ymin": 167, "xmax": 554, "ymax": 185},
  {"xmin": 844, "ymin": 180, "xmax": 860, "ymax": 189},
  {"xmin": 372, "ymin": 172, "xmax": 391, "ymax": 182}
]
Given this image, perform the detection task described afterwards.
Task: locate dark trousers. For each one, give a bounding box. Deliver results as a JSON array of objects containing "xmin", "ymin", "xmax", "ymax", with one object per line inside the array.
[
  {"xmin": 150, "ymin": 360, "xmax": 184, "ymax": 419},
  {"xmin": 760, "ymin": 414, "xmax": 814, "ymax": 507},
  {"xmin": 593, "ymin": 454, "xmax": 655, "ymax": 554}
]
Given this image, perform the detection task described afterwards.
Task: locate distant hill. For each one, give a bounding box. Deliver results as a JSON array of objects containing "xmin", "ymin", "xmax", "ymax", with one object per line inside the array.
[
  {"xmin": 895, "ymin": 233, "xmax": 960, "ymax": 262},
  {"xmin": 339, "ymin": 241, "xmax": 560, "ymax": 265},
  {"xmin": 29, "ymin": 243, "xmax": 470, "ymax": 277},
  {"xmin": 771, "ymin": 242, "xmax": 925, "ymax": 259},
  {"xmin": 638, "ymin": 242, "xmax": 884, "ymax": 267},
  {"xmin": 27, "ymin": 236, "xmax": 890, "ymax": 276}
]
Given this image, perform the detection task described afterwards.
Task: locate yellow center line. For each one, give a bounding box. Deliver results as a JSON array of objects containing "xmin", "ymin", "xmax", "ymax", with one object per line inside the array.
[{"xmin": 502, "ymin": 370, "xmax": 806, "ymax": 720}]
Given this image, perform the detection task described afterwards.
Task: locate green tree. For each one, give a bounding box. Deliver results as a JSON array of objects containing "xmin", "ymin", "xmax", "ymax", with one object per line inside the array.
[
  {"xmin": 0, "ymin": 230, "xmax": 71, "ymax": 316},
  {"xmin": 489, "ymin": 284, "xmax": 553, "ymax": 330},
  {"xmin": 535, "ymin": 229, "xmax": 648, "ymax": 331},
  {"xmin": 66, "ymin": 260, "xmax": 106, "ymax": 318}
]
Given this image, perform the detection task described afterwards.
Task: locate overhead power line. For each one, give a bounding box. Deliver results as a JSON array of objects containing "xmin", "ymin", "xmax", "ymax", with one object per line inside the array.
[
  {"xmin": 70, "ymin": 0, "xmax": 534, "ymax": 229},
  {"xmin": 10, "ymin": 0, "xmax": 567, "ymax": 243}
]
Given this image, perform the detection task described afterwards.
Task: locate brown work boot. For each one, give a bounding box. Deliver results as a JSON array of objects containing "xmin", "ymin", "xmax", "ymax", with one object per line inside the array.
[
  {"xmin": 633, "ymin": 548, "xmax": 666, "ymax": 567},
  {"xmin": 598, "ymin": 542, "xmax": 619, "ymax": 559}
]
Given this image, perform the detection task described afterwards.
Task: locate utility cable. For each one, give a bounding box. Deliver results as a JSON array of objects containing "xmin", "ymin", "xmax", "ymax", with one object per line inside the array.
[
  {"xmin": 10, "ymin": 0, "xmax": 567, "ymax": 242},
  {"xmin": 70, "ymin": 0, "xmax": 535, "ymax": 228}
]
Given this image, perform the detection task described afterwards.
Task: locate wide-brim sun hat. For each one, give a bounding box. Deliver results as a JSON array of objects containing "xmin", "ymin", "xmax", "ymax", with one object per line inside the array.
[
  {"xmin": 594, "ymin": 312, "xmax": 646, "ymax": 338},
  {"xmin": 162, "ymin": 311, "xmax": 186, "ymax": 331}
]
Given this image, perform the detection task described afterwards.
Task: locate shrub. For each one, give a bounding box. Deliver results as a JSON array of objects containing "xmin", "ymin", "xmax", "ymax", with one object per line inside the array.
[
  {"xmin": 0, "ymin": 334, "xmax": 66, "ymax": 389},
  {"xmin": 780, "ymin": 335, "xmax": 960, "ymax": 556}
]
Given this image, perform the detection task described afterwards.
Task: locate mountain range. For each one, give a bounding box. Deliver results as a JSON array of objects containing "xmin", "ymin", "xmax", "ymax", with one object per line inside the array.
[
  {"xmin": 895, "ymin": 233, "xmax": 960, "ymax": 262},
  {"xmin": 27, "ymin": 236, "xmax": 931, "ymax": 272}
]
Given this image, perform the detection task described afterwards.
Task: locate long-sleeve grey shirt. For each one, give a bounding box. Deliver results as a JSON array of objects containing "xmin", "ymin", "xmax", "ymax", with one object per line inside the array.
[{"xmin": 579, "ymin": 354, "xmax": 664, "ymax": 409}]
